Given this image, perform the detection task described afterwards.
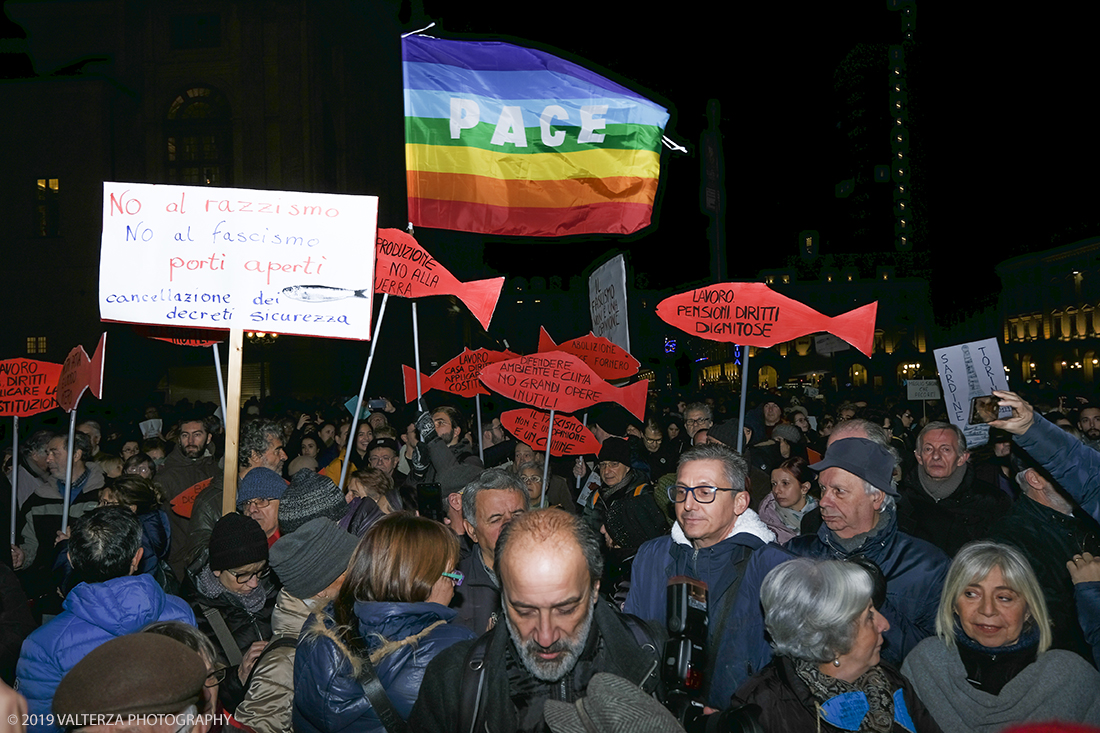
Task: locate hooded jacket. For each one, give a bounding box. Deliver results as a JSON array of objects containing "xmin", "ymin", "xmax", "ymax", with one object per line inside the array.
[
  {"xmin": 15, "ymin": 574, "xmax": 194, "ymax": 732},
  {"xmin": 293, "ymin": 600, "xmax": 474, "ymax": 733},
  {"xmin": 623, "ymin": 508, "xmax": 790, "ymax": 706},
  {"xmin": 786, "ymin": 505, "xmax": 950, "ymax": 668}
]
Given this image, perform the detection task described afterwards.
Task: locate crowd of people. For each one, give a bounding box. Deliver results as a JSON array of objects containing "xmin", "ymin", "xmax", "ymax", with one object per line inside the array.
[{"xmin": 0, "ymin": 381, "xmax": 1098, "ymax": 732}]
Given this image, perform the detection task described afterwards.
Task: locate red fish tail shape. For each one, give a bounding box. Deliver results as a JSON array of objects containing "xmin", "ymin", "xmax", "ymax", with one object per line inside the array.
[
  {"xmin": 87, "ymin": 333, "xmax": 107, "ymax": 399},
  {"xmin": 618, "ymin": 380, "xmax": 648, "ymax": 421},
  {"xmin": 456, "ymin": 277, "xmax": 505, "ymax": 331},
  {"xmin": 402, "ymin": 364, "xmax": 432, "ymax": 404},
  {"xmin": 827, "ymin": 302, "xmax": 878, "ymax": 357}
]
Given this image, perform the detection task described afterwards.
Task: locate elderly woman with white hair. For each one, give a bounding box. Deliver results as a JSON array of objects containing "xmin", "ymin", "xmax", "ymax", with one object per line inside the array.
[
  {"xmin": 901, "ymin": 541, "xmax": 1100, "ymax": 731},
  {"xmin": 730, "ymin": 557, "xmax": 942, "ymax": 732}
]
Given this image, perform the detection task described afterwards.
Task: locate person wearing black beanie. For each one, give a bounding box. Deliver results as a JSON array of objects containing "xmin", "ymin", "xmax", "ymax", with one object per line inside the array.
[{"xmin": 182, "ymin": 513, "xmax": 280, "ymax": 715}]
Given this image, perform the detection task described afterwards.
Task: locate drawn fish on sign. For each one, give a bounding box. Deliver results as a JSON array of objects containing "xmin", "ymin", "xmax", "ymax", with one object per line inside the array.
[
  {"xmin": 57, "ymin": 333, "xmax": 107, "ymax": 413},
  {"xmin": 502, "ymin": 408, "xmax": 602, "ymax": 457},
  {"xmin": 374, "ymin": 228, "xmax": 505, "ymax": 331},
  {"xmin": 479, "ymin": 351, "xmax": 648, "ymax": 420},
  {"xmin": 401, "ymin": 347, "xmax": 520, "ymax": 401},
  {"xmin": 656, "ymin": 282, "xmax": 878, "ymax": 357},
  {"xmin": 280, "ymin": 285, "xmax": 371, "ymax": 303},
  {"xmin": 536, "ymin": 327, "xmax": 640, "ymax": 381}
]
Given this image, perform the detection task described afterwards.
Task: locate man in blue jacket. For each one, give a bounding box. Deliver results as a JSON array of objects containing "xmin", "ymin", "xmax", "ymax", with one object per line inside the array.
[
  {"xmin": 786, "ymin": 436, "xmax": 949, "ymax": 668},
  {"xmin": 15, "ymin": 506, "xmax": 195, "ymax": 732},
  {"xmin": 624, "ymin": 443, "xmax": 790, "ymax": 707}
]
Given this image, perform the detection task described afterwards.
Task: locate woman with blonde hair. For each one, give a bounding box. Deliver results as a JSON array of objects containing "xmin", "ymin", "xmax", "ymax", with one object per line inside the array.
[
  {"xmin": 293, "ymin": 513, "xmax": 474, "ymax": 732},
  {"xmin": 901, "ymin": 541, "xmax": 1100, "ymax": 731}
]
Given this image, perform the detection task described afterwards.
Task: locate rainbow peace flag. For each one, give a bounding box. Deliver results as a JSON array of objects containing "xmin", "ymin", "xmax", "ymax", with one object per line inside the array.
[{"xmin": 402, "ymin": 35, "xmax": 670, "ymax": 238}]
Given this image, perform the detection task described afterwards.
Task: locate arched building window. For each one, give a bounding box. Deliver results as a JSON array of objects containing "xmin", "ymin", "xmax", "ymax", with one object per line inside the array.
[{"xmin": 166, "ymin": 86, "xmax": 232, "ymax": 185}]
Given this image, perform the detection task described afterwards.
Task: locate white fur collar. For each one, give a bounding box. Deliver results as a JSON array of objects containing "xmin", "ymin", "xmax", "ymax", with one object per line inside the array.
[{"xmin": 671, "ymin": 507, "xmax": 776, "ymax": 548}]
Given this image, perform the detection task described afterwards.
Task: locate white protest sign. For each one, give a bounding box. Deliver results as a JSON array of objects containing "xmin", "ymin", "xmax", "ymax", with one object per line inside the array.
[
  {"xmin": 100, "ymin": 183, "xmax": 378, "ymax": 340},
  {"xmin": 906, "ymin": 379, "xmax": 941, "ymax": 401},
  {"xmin": 814, "ymin": 333, "xmax": 851, "ymax": 355},
  {"xmin": 588, "ymin": 254, "xmax": 630, "ymax": 353},
  {"xmin": 933, "ymin": 337, "xmax": 1010, "ymax": 448}
]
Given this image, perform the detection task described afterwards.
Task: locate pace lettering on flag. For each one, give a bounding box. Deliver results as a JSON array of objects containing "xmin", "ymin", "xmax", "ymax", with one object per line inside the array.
[{"xmin": 402, "ymin": 34, "xmax": 670, "ymax": 237}]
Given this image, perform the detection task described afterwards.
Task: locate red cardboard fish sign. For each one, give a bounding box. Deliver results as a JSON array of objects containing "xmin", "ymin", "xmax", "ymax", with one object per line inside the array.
[
  {"xmin": 57, "ymin": 333, "xmax": 107, "ymax": 413},
  {"xmin": 402, "ymin": 347, "xmax": 519, "ymax": 401},
  {"xmin": 374, "ymin": 229, "xmax": 505, "ymax": 331},
  {"xmin": 502, "ymin": 409, "xmax": 601, "ymax": 457},
  {"xmin": 537, "ymin": 327, "xmax": 640, "ymax": 381},
  {"xmin": 0, "ymin": 359, "xmax": 63, "ymax": 417},
  {"xmin": 479, "ymin": 351, "xmax": 647, "ymax": 420},
  {"xmin": 656, "ymin": 283, "xmax": 878, "ymax": 357},
  {"xmin": 133, "ymin": 324, "xmax": 227, "ymax": 348}
]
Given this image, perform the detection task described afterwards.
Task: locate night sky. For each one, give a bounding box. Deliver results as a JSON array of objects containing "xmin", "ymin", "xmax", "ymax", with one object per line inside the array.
[{"xmin": 413, "ymin": 2, "xmax": 1100, "ymax": 322}]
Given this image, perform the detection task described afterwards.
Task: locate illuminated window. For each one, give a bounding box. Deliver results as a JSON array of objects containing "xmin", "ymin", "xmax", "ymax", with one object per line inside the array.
[
  {"xmin": 35, "ymin": 179, "xmax": 60, "ymax": 236},
  {"xmin": 26, "ymin": 336, "xmax": 46, "ymax": 355}
]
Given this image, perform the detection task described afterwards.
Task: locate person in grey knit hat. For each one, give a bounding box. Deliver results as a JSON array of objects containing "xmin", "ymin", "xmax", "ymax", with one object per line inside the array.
[
  {"xmin": 236, "ymin": 518, "xmax": 358, "ymax": 733},
  {"xmin": 278, "ymin": 469, "xmax": 348, "ymax": 534}
]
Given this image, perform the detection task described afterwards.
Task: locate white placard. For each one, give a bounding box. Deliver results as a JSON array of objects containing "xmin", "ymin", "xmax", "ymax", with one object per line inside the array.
[
  {"xmin": 933, "ymin": 337, "xmax": 1010, "ymax": 449},
  {"xmin": 100, "ymin": 182, "xmax": 378, "ymax": 340},
  {"xmin": 814, "ymin": 333, "xmax": 850, "ymax": 355},
  {"xmin": 588, "ymin": 254, "xmax": 630, "ymax": 353},
  {"xmin": 906, "ymin": 379, "xmax": 942, "ymax": 401}
]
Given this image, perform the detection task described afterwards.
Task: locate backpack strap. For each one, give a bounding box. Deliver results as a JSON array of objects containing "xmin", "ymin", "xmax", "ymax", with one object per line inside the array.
[
  {"xmin": 457, "ymin": 628, "xmax": 496, "ymax": 733},
  {"xmin": 703, "ymin": 550, "xmax": 753, "ymax": 687},
  {"xmin": 200, "ymin": 604, "xmax": 243, "ymax": 666},
  {"xmin": 242, "ymin": 634, "xmax": 297, "ymax": 691}
]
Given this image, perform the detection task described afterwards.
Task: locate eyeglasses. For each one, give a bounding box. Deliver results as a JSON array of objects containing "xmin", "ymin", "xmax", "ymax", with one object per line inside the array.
[
  {"xmin": 519, "ymin": 474, "xmax": 543, "ymax": 485},
  {"xmin": 667, "ymin": 484, "xmax": 740, "ymax": 504},
  {"xmin": 442, "ymin": 570, "xmax": 464, "ymax": 587},
  {"xmin": 205, "ymin": 666, "xmax": 228, "ymax": 687},
  {"xmin": 226, "ymin": 566, "xmax": 271, "ymax": 583},
  {"xmin": 683, "ymin": 417, "xmax": 712, "ymax": 427},
  {"xmin": 598, "ymin": 462, "xmax": 624, "ymax": 471},
  {"xmin": 240, "ymin": 497, "xmax": 273, "ymax": 510},
  {"xmin": 643, "ymin": 436, "xmax": 663, "ymax": 446}
]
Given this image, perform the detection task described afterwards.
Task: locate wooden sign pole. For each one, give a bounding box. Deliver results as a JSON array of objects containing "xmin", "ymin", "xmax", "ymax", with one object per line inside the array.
[
  {"xmin": 541, "ymin": 409, "xmax": 555, "ymax": 508},
  {"xmin": 222, "ymin": 328, "xmax": 244, "ymax": 516}
]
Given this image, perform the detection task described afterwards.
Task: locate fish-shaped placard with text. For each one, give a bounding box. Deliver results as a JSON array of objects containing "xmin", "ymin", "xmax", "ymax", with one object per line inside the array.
[
  {"xmin": 656, "ymin": 282, "xmax": 877, "ymax": 357},
  {"xmin": 502, "ymin": 408, "xmax": 602, "ymax": 456},
  {"xmin": 537, "ymin": 327, "xmax": 639, "ymax": 381},
  {"xmin": 479, "ymin": 351, "xmax": 647, "ymax": 419},
  {"xmin": 402, "ymin": 347, "xmax": 519, "ymax": 402},
  {"xmin": 0, "ymin": 359, "xmax": 63, "ymax": 417},
  {"xmin": 373, "ymin": 229, "xmax": 505, "ymax": 330}
]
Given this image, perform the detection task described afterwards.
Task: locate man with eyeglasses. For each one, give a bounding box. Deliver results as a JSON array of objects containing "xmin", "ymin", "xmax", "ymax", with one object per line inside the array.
[
  {"xmin": 183, "ymin": 513, "xmax": 278, "ymax": 717},
  {"xmin": 623, "ymin": 443, "xmax": 790, "ymax": 707},
  {"xmin": 682, "ymin": 402, "xmax": 714, "ymax": 440},
  {"xmin": 185, "ymin": 420, "xmax": 287, "ymax": 570},
  {"xmin": 16, "ymin": 507, "xmax": 195, "ymax": 731}
]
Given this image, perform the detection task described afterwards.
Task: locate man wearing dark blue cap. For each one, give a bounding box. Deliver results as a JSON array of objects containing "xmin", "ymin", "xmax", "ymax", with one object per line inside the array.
[{"xmin": 786, "ymin": 436, "xmax": 950, "ymax": 667}]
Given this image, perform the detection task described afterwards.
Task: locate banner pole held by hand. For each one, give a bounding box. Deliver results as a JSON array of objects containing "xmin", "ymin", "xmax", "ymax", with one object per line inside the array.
[
  {"xmin": 541, "ymin": 409, "xmax": 555, "ymax": 509},
  {"xmin": 10, "ymin": 416, "xmax": 18, "ymax": 545},
  {"xmin": 60, "ymin": 411, "xmax": 77, "ymax": 534},
  {"xmin": 412, "ymin": 301, "xmax": 424, "ymax": 412},
  {"xmin": 222, "ymin": 328, "xmax": 244, "ymax": 516},
  {"xmin": 339, "ymin": 293, "xmax": 390, "ymax": 491},
  {"xmin": 212, "ymin": 343, "xmax": 228, "ymax": 428}
]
